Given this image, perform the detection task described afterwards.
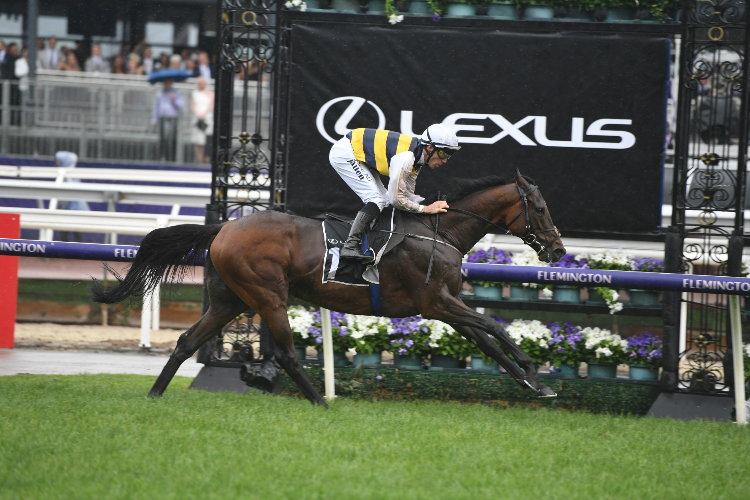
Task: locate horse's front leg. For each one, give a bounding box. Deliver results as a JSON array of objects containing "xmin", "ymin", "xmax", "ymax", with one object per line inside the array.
[
  {"xmin": 455, "ymin": 325, "xmax": 556, "ymax": 397},
  {"xmin": 421, "ymin": 291, "xmax": 555, "ymax": 397}
]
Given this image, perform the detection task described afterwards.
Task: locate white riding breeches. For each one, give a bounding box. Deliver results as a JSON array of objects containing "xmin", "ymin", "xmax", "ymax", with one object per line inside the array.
[{"xmin": 329, "ymin": 137, "xmax": 389, "ymax": 211}]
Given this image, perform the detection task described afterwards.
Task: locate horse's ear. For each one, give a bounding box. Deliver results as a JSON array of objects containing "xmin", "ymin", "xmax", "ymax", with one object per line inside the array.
[{"xmin": 514, "ymin": 168, "xmax": 527, "ymax": 186}]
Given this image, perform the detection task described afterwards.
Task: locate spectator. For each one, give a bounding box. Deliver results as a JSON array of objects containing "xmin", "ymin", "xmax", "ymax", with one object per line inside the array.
[
  {"xmin": 191, "ymin": 77, "xmax": 214, "ymax": 164},
  {"xmin": 141, "ymin": 46, "xmax": 154, "ymax": 76},
  {"xmin": 169, "ymin": 54, "xmax": 182, "ymax": 69},
  {"xmin": 84, "ymin": 44, "xmax": 110, "ymax": 73},
  {"xmin": 180, "ymin": 49, "xmax": 191, "ymax": 70},
  {"xmin": 57, "ymin": 51, "xmax": 81, "ymax": 72},
  {"xmin": 0, "ymin": 40, "xmax": 5, "ymax": 64},
  {"xmin": 112, "ymin": 55, "xmax": 127, "ymax": 74},
  {"xmin": 0, "ymin": 43, "xmax": 20, "ymax": 125},
  {"xmin": 152, "ymin": 79, "xmax": 184, "ymax": 162},
  {"xmin": 185, "ymin": 59, "xmax": 196, "ymax": 74},
  {"xmin": 0, "ymin": 42, "xmax": 17, "ymax": 79},
  {"xmin": 127, "ymin": 53, "xmax": 144, "ymax": 75},
  {"xmin": 156, "ymin": 52, "xmax": 169, "ymax": 71},
  {"xmin": 38, "ymin": 37, "xmax": 59, "ymax": 70},
  {"xmin": 194, "ymin": 51, "xmax": 212, "ymax": 80},
  {"xmin": 55, "ymin": 151, "xmax": 89, "ymax": 242}
]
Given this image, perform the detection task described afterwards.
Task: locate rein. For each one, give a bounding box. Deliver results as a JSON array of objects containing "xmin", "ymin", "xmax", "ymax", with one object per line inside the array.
[{"xmin": 424, "ymin": 181, "xmax": 561, "ymax": 261}]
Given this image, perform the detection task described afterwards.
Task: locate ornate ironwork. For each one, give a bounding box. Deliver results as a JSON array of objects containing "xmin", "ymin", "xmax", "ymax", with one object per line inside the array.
[
  {"xmin": 671, "ymin": 0, "xmax": 750, "ymax": 394},
  {"xmin": 204, "ymin": 312, "xmax": 264, "ymax": 364},
  {"xmin": 211, "ymin": 0, "xmax": 286, "ymax": 221},
  {"xmin": 202, "ymin": 0, "xmax": 288, "ymax": 365}
]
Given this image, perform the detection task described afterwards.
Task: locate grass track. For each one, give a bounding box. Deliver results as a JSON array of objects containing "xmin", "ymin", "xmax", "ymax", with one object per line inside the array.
[{"xmin": 1, "ymin": 374, "xmax": 748, "ymax": 500}]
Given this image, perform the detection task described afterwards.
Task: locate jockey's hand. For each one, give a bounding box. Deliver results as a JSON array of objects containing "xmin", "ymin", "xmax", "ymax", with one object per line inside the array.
[{"xmin": 423, "ymin": 200, "xmax": 449, "ymax": 214}]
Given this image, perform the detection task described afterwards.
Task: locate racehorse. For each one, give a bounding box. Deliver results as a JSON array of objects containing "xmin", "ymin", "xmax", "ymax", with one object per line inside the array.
[{"xmin": 90, "ymin": 169, "xmax": 566, "ymax": 406}]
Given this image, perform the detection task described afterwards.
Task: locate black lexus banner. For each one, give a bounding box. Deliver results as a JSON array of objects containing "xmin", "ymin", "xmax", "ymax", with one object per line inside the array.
[{"xmin": 286, "ymin": 24, "xmax": 669, "ymax": 236}]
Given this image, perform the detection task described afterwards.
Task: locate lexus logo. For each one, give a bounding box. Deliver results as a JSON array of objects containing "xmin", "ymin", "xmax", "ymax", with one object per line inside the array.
[
  {"xmin": 316, "ymin": 96, "xmax": 636, "ymax": 150},
  {"xmin": 316, "ymin": 96, "xmax": 385, "ymax": 144}
]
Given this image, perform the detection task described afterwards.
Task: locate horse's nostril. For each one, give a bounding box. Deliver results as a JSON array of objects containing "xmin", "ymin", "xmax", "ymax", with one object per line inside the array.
[{"xmin": 553, "ymin": 247, "xmax": 566, "ymax": 261}]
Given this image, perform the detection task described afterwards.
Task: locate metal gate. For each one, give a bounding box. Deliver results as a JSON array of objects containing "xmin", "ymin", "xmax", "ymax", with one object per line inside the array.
[{"xmin": 199, "ymin": 0, "xmax": 289, "ymax": 368}]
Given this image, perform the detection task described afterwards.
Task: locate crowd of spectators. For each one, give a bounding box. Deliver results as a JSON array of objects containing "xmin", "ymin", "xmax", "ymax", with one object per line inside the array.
[
  {"xmin": 0, "ymin": 37, "xmax": 275, "ymax": 163},
  {"xmin": 0, "ymin": 37, "xmax": 267, "ymax": 82}
]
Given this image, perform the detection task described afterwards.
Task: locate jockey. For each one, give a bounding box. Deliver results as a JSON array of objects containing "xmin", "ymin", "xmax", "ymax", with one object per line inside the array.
[{"xmin": 329, "ymin": 123, "xmax": 460, "ymax": 261}]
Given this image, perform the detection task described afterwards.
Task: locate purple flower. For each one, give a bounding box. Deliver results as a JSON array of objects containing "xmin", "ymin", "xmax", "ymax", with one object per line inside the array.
[
  {"xmin": 466, "ymin": 247, "xmax": 513, "ymax": 265},
  {"xmin": 649, "ymin": 349, "xmax": 662, "ymax": 359},
  {"xmin": 631, "ymin": 257, "xmax": 665, "ymax": 272},
  {"xmin": 315, "ymin": 337, "xmax": 322, "ymax": 344},
  {"xmin": 549, "ymin": 254, "xmax": 589, "ymax": 269},
  {"xmin": 376, "ymin": 375, "xmax": 383, "ymax": 380},
  {"xmin": 398, "ymin": 348, "xmax": 407, "ymax": 355},
  {"xmin": 557, "ymin": 346, "xmax": 564, "ymax": 353},
  {"xmin": 405, "ymin": 339, "xmax": 414, "ymax": 347},
  {"xmin": 432, "ymin": 14, "xmax": 440, "ymax": 22}
]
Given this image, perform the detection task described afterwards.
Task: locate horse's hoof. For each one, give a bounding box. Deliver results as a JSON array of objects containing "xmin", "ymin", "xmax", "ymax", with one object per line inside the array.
[
  {"xmin": 537, "ymin": 384, "xmax": 557, "ymax": 398},
  {"xmin": 147, "ymin": 391, "xmax": 162, "ymax": 398}
]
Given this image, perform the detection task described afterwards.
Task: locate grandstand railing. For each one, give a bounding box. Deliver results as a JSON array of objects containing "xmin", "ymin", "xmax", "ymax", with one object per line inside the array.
[{"xmin": 0, "ymin": 71, "xmax": 271, "ymax": 164}]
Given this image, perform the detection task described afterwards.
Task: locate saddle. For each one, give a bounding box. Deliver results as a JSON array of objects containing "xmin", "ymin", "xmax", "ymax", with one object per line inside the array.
[{"xmin": 322, "ymin": 206, "xmax": 404, "ymax": 286}]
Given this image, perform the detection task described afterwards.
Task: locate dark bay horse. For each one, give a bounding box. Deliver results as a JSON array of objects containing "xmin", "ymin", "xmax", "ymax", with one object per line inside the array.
[{"xmin": 91, "ymin": 169, "xmax": 566, "ymax": 405}]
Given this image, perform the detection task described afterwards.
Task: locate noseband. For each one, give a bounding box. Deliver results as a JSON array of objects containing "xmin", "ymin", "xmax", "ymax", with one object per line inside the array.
[{"xmin": 445, "ymin": 181, "xmax": 561, "ymax": 261}]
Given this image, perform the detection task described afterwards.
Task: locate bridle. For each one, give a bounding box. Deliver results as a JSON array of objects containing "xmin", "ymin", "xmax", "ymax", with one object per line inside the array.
[{"xmin": 443, "ymin": 181, "xmax": 562, "ymax": 261}]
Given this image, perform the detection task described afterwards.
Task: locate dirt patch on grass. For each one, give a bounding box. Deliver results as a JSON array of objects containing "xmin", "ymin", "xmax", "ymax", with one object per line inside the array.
[{"xmin": 14, "ymin": 323, "xmax": 184, "ymax": 351}]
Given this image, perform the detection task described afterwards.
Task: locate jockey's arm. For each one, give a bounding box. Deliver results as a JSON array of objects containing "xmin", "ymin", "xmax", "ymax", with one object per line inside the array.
[
  {"xmin": 387, "ymin": 151, "xmax": 449, "ymax": 214},
  {"xmin": 387, "ymin": 151, "xmax": 425, "ymax": 213}
]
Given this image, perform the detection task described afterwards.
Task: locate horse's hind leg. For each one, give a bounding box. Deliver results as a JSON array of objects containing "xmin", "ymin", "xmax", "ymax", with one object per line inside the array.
[
  {"xmin": 148, "ymin": 258, "xmax": 247, "ymax": 398},
  {"xmin": 261, "ymin": 307, "xmax": 328, "ymax": 407}
]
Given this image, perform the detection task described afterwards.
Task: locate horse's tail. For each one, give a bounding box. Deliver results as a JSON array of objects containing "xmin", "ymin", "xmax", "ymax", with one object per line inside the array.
[{"xmin": 90, "ymin": 224, "xmax": 223, "ymax": 304}]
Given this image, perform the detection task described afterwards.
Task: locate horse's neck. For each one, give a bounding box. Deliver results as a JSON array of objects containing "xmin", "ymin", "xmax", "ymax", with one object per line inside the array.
[{"xmin": 444, "ymin": 185, "xmax": 518, "ymax": 253}]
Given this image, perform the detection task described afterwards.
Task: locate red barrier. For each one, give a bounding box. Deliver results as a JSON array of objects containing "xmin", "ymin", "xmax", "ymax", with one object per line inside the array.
[{"xmin": 0, "ymin": 214, "xmax": 20, "ymax": 348}]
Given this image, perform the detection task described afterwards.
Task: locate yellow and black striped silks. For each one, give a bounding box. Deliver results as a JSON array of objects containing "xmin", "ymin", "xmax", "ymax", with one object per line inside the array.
[{"xmin": 345, "ymin": 128, "xmax": 420, "ymax": 176}]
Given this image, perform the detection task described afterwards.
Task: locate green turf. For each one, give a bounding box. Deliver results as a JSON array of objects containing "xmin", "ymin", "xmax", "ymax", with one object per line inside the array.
[{"xmin": 1, "ymin": 375, "xmax": 748, "ymax": 500}]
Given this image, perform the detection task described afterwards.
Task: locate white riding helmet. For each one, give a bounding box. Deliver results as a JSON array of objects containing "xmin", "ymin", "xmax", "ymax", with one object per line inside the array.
[{"xmin": 420, "ymin": 124, "xmax": 461, "ymax": 151}]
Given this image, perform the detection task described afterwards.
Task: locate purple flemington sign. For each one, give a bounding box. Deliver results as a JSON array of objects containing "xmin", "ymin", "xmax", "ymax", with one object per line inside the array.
[
  {"xmin": 2, "ymin": 238, "xmax": 750, "ymax": 295},
  {"xmin": 461, "ymin": 263, "xmax": 750, "ymax": 296},
  {"xmin": 0, "ymin": 238, "xmax": 139, "ymax": 262}
]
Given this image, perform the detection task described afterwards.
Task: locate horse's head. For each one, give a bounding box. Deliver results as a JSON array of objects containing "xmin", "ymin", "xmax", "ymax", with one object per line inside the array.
[{"xmin": 508, "ymin": 169, "xmax": 566, "ymax": 263}]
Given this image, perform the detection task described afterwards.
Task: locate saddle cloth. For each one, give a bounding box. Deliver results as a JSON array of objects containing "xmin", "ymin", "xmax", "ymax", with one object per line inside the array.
[{"xmin": 322, "ymin": 206, "xmax": 404, "ymax": 286}]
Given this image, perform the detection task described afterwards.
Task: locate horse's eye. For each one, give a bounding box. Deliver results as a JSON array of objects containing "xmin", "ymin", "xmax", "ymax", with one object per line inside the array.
[{"xmin": 535, "ymin": 207, "xmax": 545, "ymax": 215}]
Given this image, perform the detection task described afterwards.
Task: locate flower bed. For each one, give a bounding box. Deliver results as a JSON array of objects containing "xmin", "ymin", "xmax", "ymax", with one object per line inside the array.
[
  {"xmin": 287, "ymin": 307, "xmax": 663, "ymax": 377},
  {"xmin": 292, "ymin": 0, "xmax": 680, "ymax": 24},
  {"xmin": 463, "ymin": 248, "xmax": 665, "ymax": 313}
]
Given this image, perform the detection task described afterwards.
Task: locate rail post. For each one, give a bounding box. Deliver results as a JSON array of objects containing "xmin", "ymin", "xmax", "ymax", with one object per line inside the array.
[
  {"xmin": 661, "ymin": 226, "xmax": 682, "ymax": 391},
  {"xmin": 321, "ymin": 307, "xmax": 335, "ymax": 400},
  {"xmin": 729, "ymin": 295, "xmax": 747, "ymax": 425}
]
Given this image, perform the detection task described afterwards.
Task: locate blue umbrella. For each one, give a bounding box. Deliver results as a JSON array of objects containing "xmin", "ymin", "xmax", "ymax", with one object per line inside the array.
[{"xmin": 148, "ymin": 69, "xmax": 192, "ymax": 84}]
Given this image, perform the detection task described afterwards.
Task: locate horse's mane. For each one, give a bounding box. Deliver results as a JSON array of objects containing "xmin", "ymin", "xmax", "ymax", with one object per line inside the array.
[{"xmin": 423, "ymin": 174, "xmax": 536, "ymax": 204}]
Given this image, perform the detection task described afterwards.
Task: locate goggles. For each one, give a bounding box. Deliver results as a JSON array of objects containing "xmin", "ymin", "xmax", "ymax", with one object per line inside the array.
[{"xmin": 436, "ymin": 148, "xmax": 456, "ymax": 160}]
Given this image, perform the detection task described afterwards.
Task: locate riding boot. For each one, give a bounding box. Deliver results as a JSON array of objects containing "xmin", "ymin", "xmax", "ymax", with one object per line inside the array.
[{"xmin": 340, "ymin": 204, "xmax": 380, "ymax": 261}]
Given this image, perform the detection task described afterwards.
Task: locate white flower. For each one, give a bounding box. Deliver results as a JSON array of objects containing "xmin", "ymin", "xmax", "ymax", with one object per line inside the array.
[
  {"xmin": 510, "ymin": 250, "xmax": 548, "ymax": 267},
  {"xmin": 505, "ymin": 319, "xmax": 551, "ymax": 347},
  {"xmin": 428, "ymin": 341, "xmax": 439, "ymax": 348},
  {"xmin": 348, "ymin": 348, "xmax": 357, "ymax": 355},
  {"xmin": 582, "ymin": 250, "xmax": 633, "ymax": 269},
  {"xmin": 292, "ymin": 0, "xmax": 301, "ymax": 5},
  {"xmin": 285, "ymin": 1, "xmax": 293, "ymax": 7},
  {"xmin": 608, "ymin": 302, "xmax": 624, "ymax": 314},
  {"xmin": 744, "ymin": 343, "xmax": 750, "ymax": 357},
  {"xmin": 595, "ymin": 346, "xmax": 613, "ymax": 358},
  {"xmin": 388, "ymin": 14, "xmax": 404, "ymax": 24},
  {"xmin": 300, "ymin": 2, "xmax": 307, "ymax": 11},
  {"xmin": 288, "ymin": 306, "xmax": 314, "ymax": 338},
  {"xmin": 542, "ymin": 288, "xmax": 553, "ymax": 298},
  {"xmin": 345, "ymin": 314, "xmax": 389, "ymax": 338},
  {"xmin": 583, "ymin": 327, "xmax": 618, "ymax": 349}
]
